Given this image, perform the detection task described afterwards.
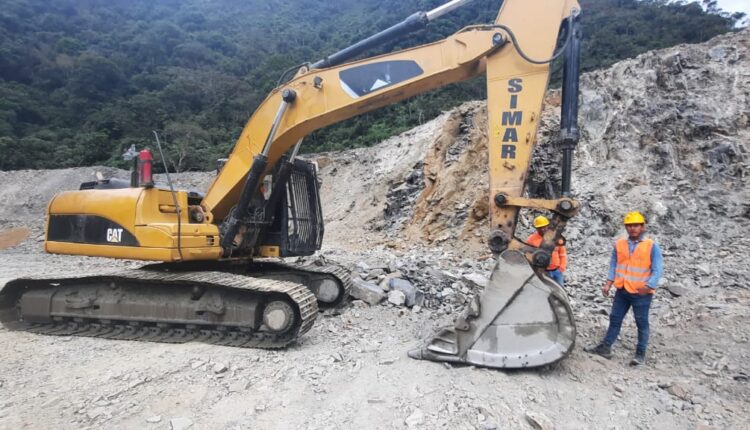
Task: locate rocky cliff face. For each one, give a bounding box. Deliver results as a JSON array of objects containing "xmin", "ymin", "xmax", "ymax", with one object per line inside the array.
[{"xmin": 319, "ymin": 29, "xmax": 750, "ymax": 258}]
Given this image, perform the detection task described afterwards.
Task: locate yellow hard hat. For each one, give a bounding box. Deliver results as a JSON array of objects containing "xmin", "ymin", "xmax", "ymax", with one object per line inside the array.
[
  {"xmin": 533, "ymin": 216, "xmax": 550, "ymax": 228},
  {"xmin": 623, "ymin": 211, "xmax": 646, "ymax": 225}
]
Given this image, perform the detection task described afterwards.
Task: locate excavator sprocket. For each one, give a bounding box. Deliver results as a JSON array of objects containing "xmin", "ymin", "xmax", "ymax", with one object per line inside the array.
[
  {"xmin": 408, "ymin": 250, "xmax": 576, "ymax": 368},
  {"xmin": 0, "ymin": 270, "xmax": 318, "ymax": 348}
]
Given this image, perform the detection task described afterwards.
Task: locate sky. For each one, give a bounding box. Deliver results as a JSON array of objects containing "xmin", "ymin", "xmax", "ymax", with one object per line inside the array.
[
  {"xmin": 715, "ymin": 0, "xmax": 750, "ymax": 25},
  {"xmin": 715, "ymin": 0, "xmax": 749, "ymax": 14}
]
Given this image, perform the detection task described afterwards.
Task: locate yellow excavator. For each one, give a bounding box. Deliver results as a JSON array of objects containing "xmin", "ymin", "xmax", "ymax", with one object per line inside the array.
[{"xmin": 0, "ymin": 0, "xmax": 581, "ymax": 368}]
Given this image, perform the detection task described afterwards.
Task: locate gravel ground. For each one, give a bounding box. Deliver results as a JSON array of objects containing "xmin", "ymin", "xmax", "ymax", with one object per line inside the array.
[{"xmin": 0, "ymin": 243, "xmax": 748, "ymax": 430}]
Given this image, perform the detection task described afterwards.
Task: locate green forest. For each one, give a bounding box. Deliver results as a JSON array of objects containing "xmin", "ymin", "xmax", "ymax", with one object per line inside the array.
[{"xmin": 0, "ymin": 0, "xmax": 744, "ymax": 171}]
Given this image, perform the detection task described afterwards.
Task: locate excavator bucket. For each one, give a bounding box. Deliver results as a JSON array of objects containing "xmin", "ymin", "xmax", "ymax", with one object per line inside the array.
[{"xmin": 408, "ymin": 250, "xmax": 576, "ymax": 368}]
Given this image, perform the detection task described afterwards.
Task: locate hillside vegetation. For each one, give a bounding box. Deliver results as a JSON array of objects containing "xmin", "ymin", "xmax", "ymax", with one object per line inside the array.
[{"xmin": 0, "ymin": 0, "xmax": 743, "ymax": 171}]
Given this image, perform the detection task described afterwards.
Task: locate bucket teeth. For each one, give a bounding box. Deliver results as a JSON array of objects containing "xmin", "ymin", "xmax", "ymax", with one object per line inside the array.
[{"xmin": 426, "ymin": 329, "xmax": 459, "ymax": 355}]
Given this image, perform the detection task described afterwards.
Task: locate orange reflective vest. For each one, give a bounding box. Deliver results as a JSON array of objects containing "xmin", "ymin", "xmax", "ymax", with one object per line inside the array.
[
  {"xmin": 527, "ymin": 232, "xmax": 567, "ymax": 272},
  {"xmin": 614, "ymin": 238, "xmax": 654, "ymax": 294}
]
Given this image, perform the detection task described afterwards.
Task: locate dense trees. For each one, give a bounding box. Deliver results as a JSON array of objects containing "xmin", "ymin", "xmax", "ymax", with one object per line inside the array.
[{"xmin": 0, "ymin": 0, "xmax": 743, "ymax": 171}]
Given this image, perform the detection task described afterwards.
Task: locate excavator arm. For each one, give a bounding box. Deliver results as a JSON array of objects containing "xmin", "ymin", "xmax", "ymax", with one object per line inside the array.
[{"xmin": 407, "ymin": 0, "xmax": 583, "ymax": 368}]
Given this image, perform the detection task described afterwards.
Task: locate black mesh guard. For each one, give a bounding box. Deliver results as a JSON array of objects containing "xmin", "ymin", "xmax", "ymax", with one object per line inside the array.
[{"xmin": 281, "ymin": 158, "xmax": 324, "ymax": 256}]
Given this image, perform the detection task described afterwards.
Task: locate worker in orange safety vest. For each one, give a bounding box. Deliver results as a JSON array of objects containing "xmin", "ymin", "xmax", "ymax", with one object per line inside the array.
[
  {"xmin": 527, "ymin": 215, "xmax": 567, "ymax": 287},
  {"xmin": 584, "ymin": 211, "xmax": 664, "ymax": 366}
]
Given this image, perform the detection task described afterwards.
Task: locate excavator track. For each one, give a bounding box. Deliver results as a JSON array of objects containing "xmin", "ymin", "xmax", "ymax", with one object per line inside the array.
[
  {"xmin": 0, "ymin": 270, "xmax": 318, "ymax": 349},
  {"xmin": 142, "ymin": 260, "xmax": 352, "ymax": 308}
]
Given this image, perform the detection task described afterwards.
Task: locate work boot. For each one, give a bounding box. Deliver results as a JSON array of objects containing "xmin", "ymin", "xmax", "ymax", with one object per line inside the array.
[
  {"xmin": 584, "ymin": 343, "xmax": 612, "ymax": 359},
  {"xmin": 629, "ymin": 353, "xmax": 646, "ymax": 366}
]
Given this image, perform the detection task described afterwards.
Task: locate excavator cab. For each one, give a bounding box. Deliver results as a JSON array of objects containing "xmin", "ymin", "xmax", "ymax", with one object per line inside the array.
[{"xmin": 261, "ymin": 156, "xmax": 325, "ymax": 257}]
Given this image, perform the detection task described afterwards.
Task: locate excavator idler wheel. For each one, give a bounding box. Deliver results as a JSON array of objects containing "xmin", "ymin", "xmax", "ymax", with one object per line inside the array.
[
  {"xmin": 314, "ymin": 279, "xmax": 341, "ymax": 304},
  {"xmin": 263, "ymin": 300, "xmax": 295, "ymax": 333}
]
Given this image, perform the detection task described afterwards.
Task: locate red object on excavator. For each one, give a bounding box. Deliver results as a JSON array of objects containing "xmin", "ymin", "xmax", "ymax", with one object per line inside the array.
[{"xmin": 138, "ymin": 148, "xmax": 154, "ymax": 188}]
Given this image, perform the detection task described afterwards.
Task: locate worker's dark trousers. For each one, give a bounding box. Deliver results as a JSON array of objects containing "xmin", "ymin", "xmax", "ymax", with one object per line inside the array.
[{"xmin": 602, "ymin": 288, "xmax": 653, "ymax": 356}]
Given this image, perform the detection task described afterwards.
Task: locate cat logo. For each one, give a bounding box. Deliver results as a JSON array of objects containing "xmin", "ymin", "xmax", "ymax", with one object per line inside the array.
[{"xmin": 106, "ymin": 228, "xmax": 124, "ymax": 243}]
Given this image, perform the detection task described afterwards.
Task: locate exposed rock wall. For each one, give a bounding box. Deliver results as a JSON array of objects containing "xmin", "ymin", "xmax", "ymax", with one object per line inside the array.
[{"xmin": 323, "ymin": 28, "xmax": 750, "ymax": 260}]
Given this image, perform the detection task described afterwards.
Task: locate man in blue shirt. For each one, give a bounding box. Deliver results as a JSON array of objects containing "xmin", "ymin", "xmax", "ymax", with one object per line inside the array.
[{"xmin": 585, "ymin": 211, "xmax": 664, "ymax": 366}]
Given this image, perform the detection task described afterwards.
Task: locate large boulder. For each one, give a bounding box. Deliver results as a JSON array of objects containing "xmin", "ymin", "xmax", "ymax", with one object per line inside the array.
[{"xmin": 350, "ymin": 278, "xmax": 386, "ymax": 305}]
